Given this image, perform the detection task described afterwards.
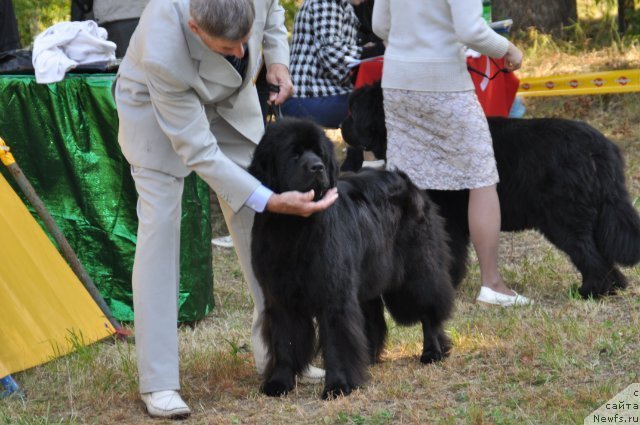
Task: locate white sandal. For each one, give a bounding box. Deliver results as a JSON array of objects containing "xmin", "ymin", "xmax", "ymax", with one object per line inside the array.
[{"xmin": 476, "ymin": 286, "xmax": 533, "ymax": 307}]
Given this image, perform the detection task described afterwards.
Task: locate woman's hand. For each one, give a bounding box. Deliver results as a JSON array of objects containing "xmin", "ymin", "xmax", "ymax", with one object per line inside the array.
[{"xmin": 503, "ymin": 42, "xmax": 523, "ymax": 71}]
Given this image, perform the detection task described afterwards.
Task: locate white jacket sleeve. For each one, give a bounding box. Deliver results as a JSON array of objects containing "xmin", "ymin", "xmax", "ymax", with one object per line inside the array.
[
  {"xmin": 448, "ymin": 0, "xmax": 508, "ymax": 58},
  {"xmin": 372, "ymin": 0, "xmax": 391, "ymax": 43},
  {"xmin": 141, "ymin": 59, "xmax": 261, "ymax": 210}
]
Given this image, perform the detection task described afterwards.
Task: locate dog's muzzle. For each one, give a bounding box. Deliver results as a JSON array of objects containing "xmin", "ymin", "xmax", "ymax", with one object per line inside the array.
[{"xmin": 297, "ymin": 152, "xmax": 330, "ymax": 200}]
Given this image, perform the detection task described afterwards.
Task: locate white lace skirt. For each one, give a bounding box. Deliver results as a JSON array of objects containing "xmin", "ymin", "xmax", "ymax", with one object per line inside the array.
[{"xmin": 382, "ymin": 88, "xmax": 499, "ymax": 190}]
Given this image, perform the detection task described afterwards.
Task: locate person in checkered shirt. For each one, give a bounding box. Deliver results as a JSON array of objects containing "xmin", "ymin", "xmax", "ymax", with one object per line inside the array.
[{"xmin": 282, "ymin": 0, "xmax": 384, "ymax": 128}]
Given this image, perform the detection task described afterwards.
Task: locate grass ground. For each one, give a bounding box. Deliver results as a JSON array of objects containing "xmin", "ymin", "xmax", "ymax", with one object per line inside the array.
[{"xmin": 2, "ymin": 4, "xmax": 640, "ymax": 424}]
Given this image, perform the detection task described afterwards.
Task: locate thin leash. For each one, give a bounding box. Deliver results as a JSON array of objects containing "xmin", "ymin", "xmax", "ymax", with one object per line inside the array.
[
  {"xmin": 467, "ymin": 57, "xmax": 510, "ymax": 81},
  {"xmin": 266, "ymin": 84, "xmax": 283, "ymax": 124}
]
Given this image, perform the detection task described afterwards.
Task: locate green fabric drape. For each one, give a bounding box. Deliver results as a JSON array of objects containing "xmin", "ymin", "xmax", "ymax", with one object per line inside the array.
[{"xmin": 0, "ymin": 74, "xmax": 214, "ymax": 322}]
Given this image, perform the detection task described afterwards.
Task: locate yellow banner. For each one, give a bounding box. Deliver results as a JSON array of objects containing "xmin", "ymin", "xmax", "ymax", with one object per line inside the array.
[
  {"xmin": 518, "ymin": 69, "xmax": 640, "ymax": 97},
  {"xmin": 0, "ymin": 173, "xmax": 115, "ymax": 377}
]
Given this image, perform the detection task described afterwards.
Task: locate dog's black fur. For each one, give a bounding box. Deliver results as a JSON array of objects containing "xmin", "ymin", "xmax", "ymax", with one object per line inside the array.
[
  {"xmin": 249, "ymin": 117, "xmax": 455, "ymax": 399},
  {"xmin": 341, "ymin": 82, "xmax": 640, "ymax": 297}
]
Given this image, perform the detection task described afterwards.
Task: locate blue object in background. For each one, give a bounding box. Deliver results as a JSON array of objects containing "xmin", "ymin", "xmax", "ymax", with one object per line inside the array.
[
  {"xmin": 489, "ymin": 19, "xmax": 513, "ymax": 34},
  {"xmin": 509, "ymin": 96, "xmax": 526, "ymax": 118},
  {"xmin": 1, "ymin": 375, "xmax": 20, "ymax": 398}
]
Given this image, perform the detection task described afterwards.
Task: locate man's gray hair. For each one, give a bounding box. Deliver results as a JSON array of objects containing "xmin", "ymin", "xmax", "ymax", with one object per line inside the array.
[{"xmin": 190, "ymin": 0, "xmax": 255, "ymax": 40}]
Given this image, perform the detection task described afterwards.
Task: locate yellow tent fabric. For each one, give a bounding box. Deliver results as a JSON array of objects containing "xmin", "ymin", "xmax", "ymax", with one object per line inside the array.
[{"xmin": 0, "ymin": 172, "xmax": 115, "ymax": 377}]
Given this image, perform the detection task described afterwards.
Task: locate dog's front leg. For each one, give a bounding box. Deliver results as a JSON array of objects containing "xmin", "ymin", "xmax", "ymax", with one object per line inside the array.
[
  {"xmin": 317, "ymin": 300, "xmax": 370, "ymax": 399},
  {"xmin": 260, "ymin": 307, "xmax": 299, "ymax": 397}
]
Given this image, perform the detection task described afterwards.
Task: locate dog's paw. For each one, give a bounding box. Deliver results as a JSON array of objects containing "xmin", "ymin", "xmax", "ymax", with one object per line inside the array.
[
  {"xmin": 438, "ymin": 333, "xmax": 453, "ymax": 358},
  {"xmin": 578, "ymin": 284, "xmax": 606, "ymax": 300},
  {"xmin": 611, "ymin": 281, "xmax": 628, "ymax": 291},
  {"xmin": 261, "ymin": 379, "xmax": 294, "ymax": 397},
  {"xmin": 367, "ymin": 349, "xmax": 383, "ymax": 365},
  {"xmin": 322, "ymin": 382, "xmax": 354, "ymax": 400},
  {"xmin": 420, "ymin": 348, "xmax": 444, "ymax": 364},
  {"xmin": 611, "ymin": 269, "xmax": 629, "ymax": 290}
]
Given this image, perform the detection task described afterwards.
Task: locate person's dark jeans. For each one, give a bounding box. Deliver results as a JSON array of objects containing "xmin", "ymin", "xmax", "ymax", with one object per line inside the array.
[
  {"xmin": 256, "ymin": 65, "xmax": 271, "ymax": 125},
  {"xmin": 102, "ymin": 18, "xmax": 141, "ymax": 58},
  {"xmin": 281, "ymin": 94, "xmax": 349, "ymax": 129}
]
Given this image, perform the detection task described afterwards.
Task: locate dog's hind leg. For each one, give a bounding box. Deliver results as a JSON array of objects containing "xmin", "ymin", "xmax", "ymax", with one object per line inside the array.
[
  {"xmin": 361, "ymin": 297, "xmax": 387, "ymax": 364},
  {"xmin": 446, "ymin": 226, "xmax": 471, "ymax": 289},
  {"xmin": 426, "ymin": 189, "xmax": 471, "ymax": 288},
  {"xmin": 419, "ymin": 314, "xmax": 452, "ymax": 364},
  {"xmin": 384, "ymin": 285, "xmax": 454, "ymax": 364},
  {"xmin": 261, "ymin": 307, "xmax": 316, "ymax": 397},
  {"xmin": 317, "ymin": 299, "xmax": 369, "ymax": 399},
  {"xmin": 539, "ymin": 223, "xmax": 617, "ymax": 298}
]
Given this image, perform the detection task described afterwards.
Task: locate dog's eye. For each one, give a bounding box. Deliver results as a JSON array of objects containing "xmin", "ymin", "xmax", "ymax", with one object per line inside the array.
[{"xmin": 290, "ymin": 154, "xmax": 300, "ymax": 161}]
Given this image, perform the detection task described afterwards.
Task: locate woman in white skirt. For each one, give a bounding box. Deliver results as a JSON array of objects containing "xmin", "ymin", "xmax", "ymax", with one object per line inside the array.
[{"xmin": 372, "ymin": 0, "xmax": 532, "ymax": 306}]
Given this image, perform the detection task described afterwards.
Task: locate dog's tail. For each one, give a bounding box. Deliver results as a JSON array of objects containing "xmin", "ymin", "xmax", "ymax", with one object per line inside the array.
[
  {"xmin": 596, "ymin": 198, "xmax": 640, "ymax": 266},
  {"xmin": 593, "ymin": 136, "xmax": 640, "ymax": 266}
]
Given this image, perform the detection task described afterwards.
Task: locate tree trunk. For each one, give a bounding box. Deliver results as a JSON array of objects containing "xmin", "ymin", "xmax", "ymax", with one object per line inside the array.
[
  {"xmin": 492, "ymin": 0, "xmax": 578, "ymax": 34},
  {"xmin": 0, "ymin": 0, "xmax": 21, "ymax": 50},
  {"xmin": 618, "ymin": 0, "xmax": 636, "ymax": 34}
]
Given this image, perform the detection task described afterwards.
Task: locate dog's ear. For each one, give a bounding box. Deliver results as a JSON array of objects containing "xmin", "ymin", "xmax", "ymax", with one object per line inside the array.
[
  {"xmin": 321, "ymin": 134, "xmax": 340, "ymax": 188},
  {"xmin": 347, "ymin": 83, "xmax": 387, "ymax": 159},
  {"xmin": 249, "ymin": 132, "xmax": 280, "ymax": 192},
  {"xmin": 367, "ymin": 83, "xmax": 387, "ymax": 159}
]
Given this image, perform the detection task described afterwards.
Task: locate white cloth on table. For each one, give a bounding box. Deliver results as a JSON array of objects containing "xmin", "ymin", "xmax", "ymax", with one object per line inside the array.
[{"xmin": 32, "ymin": 21, "xmax": 116, "ymax": 84}]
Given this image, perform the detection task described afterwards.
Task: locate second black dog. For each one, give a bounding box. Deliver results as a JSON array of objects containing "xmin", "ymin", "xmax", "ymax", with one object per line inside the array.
[{"xmin": 341, "ymin": 82, "xmax": 640, "ymax": 297}]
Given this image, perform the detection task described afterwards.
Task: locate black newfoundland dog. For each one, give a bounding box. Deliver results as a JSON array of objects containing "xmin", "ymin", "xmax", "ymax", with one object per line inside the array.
[
  {"xmin": 341, "ymin": 82, "xmax": 640, "ymax": 298},
  {"xmin": 249, "ymin": 117, "xmax": 455, "ymax": 399}
]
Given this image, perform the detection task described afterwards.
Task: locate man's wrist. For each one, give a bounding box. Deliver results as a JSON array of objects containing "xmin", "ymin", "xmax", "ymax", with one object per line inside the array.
[{"xmin": 245, "ymin": 185, "xmax": 274, "ymax": 212}]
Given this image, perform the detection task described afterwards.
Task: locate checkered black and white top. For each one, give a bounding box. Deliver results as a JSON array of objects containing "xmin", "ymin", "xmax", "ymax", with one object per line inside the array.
[{"xmin": 289, "ymin": 0, "xmax": 362, "ymax": 98}]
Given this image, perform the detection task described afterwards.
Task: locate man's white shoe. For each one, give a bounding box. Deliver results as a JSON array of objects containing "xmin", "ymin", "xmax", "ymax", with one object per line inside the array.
[
  {"xmin": 297, "ymin": 365, "xmax": 325, "ymax": 384},
  {"xmin": 211, "ymin": 235, "xmax": 234, "ymax": 248},
  {"xmin": 141, "ymin": 390, "xmax": 191, "ymax": 419},
  {"xmin": 361, "ymin": 159, "xmax": 386, "ymax": 170},
  {"xmin": 476, "ymin": 286, "xmax": 533, "ymax": 307}
]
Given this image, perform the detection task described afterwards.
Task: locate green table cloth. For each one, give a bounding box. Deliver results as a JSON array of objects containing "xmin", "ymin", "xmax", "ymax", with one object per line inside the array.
[{"xmin": 0, "ymin": 74, "xmax": 214, "ymax": 322}]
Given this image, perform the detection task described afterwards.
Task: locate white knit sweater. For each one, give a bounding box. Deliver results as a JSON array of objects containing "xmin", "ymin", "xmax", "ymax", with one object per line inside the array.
[{"xmin": 372, "ymin": 0, "xmax": 509, "ymax": 92}]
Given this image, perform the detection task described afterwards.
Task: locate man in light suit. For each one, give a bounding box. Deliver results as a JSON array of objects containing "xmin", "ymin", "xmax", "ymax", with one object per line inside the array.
[{"xmin": 114, "ymin": 0, "xmax": 338, "ymax": 418}]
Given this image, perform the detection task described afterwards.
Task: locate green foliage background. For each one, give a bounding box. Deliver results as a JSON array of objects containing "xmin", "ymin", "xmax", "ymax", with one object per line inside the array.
[
  {"xmin": 13, "ymin": 0, "xmax": 70, "ymax": 47},
  {"xmin": 280, "ymin": 0, "xmax": 302, "ymax": 32},
  {"xmin": 11, "ymin": 0, "xmax": 639, "ymax": 48},
  {"xmin": 12, "ymin": 0, "xmax": 302, "ymax": 48}
]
